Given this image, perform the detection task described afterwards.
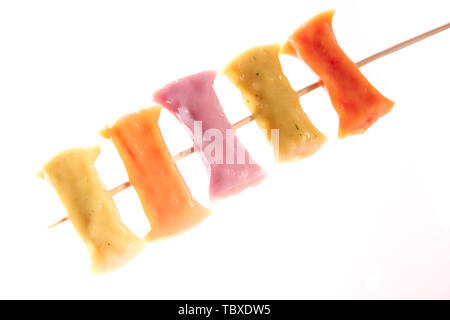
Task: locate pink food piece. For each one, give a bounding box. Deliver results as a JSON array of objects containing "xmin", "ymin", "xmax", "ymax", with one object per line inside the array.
[{"xmin": 153, "ymin": 70, "xmax": 266, "ymax": 200}]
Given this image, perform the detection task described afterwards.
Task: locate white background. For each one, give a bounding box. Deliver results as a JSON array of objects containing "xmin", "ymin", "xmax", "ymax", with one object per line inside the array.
[{"xmin": 0, "ymin": 0, "xmax": 449, "ymax": 299}]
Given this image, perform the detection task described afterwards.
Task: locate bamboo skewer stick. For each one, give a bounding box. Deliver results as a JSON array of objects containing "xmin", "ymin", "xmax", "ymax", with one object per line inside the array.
[
  {"xmin": 111, "ymin": 21, "xmax": 450, "ymax": 195},
  {"xmin": 48, "ymin": 21, "xmax": 449, "ymax": 229},
  {"xmin": 109, "ymin": 181, "xmax": 131, "ymax": 196},
  {"xmin": 47, "ymin": 216, "xmax": 69, "ymax": 229}
]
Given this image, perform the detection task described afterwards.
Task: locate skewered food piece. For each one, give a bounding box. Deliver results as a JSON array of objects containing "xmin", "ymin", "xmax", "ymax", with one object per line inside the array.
[
  {"xmin": 153, "ymin": 70, "xmax": 266, "ymax": 200},
  {"xmin": 281, "ymin": 10, "xmax": 395, "ymax": 138},
  {"xmin": 40, "ymin": 9, "xmax": 449, "ymax": 274},
  {"xmin": 41, "ymin": 146, "xmax": 146, "ymax": 273},
  {"xmin": 223, "ymin": 44, "xmax": 327, "ymax": 163},
  {"xmin": 100, "ymin": 107, "xmax": 210, "ymax": 241}
]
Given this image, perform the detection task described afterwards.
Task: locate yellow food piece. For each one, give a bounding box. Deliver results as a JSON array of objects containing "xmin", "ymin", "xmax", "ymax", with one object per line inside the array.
[
  {"xmin": 223, "ymin": 44, "xmax": 327, "ymax": 162},
  {"xmin": 42, "ymin": 146, "xmax": 146, "ymax": 273}
]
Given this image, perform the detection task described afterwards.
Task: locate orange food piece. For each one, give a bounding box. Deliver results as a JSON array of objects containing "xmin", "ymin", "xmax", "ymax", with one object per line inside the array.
[
  {"xmin": 101, "ymin": 107, "xmax": 210, "ymax": 241},
  {"xmin": 281, "ymin": 10, "xmax": 395, "ymax": 138}
]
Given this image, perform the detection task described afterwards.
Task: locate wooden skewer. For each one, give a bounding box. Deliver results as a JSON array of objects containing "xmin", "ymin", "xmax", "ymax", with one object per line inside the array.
[
  {"xmin": 113, "ymin": 21, "xmax": 450, "ymax": 194},
  {"xmin": 109, "ymin": 181, "xmax": 131, "ymax": 195},
  {"xmin": 47, "ymin": 216, "xmax": 69, "ymax": 229},
  {"xmin": 48, "ymin": 21, "xmax": 450, "ymax": 229}
]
